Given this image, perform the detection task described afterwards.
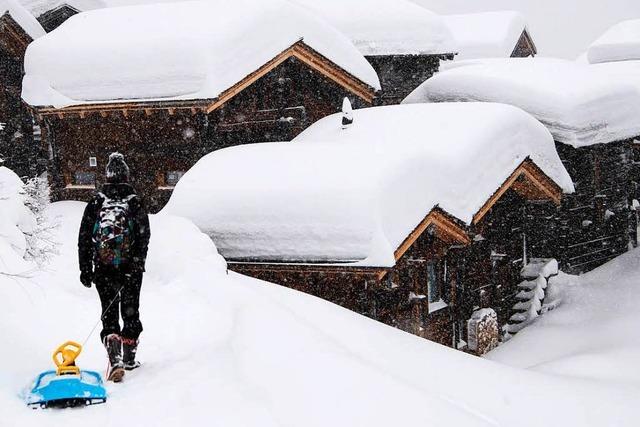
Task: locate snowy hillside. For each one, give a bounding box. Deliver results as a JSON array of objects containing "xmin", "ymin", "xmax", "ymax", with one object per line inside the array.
[{"xmin": 1, "ymin": 202, "xmax": 638, "ymax": 425}]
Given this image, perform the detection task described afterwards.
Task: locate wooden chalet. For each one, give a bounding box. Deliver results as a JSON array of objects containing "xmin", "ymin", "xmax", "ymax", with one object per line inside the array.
[
  {"xmin": 442, "ymin": 12, "xmax": 537, "ymax": 61},
  {"xmin": 22, "ymin": 1, "xmax": 381, "ymax": 212},
  {"xmin": 404, "ymin": 58, "xmax": 640, "ymax": 273},
  {"xmin": 291, "ymin": 0, "xmax": 457, "ymax": 105},
  {"xmin": 163, "ymin": 103, "xmax": 572, "ymax": 348},
  {"xmin": 0, "ymin": 3, "xmax": 45, "ymax": 178},
  {"xmin": 233, "ymin": 161, "xmax": 562, "ymax": 347},
  {"xmin": 512, "ymin": 28, "xmax": 537, "ymax": 58}
]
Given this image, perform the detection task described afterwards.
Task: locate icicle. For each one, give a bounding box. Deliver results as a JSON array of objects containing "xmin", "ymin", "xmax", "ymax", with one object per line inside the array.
[{"xmin": 341, "ymin": 97, "xmax": 353, "ymax": 129}]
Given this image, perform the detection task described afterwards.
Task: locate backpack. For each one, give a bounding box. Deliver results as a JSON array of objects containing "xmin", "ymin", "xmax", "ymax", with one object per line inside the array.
[{"xmin": 92, "ymin": 193, "xmax": 136, "ymax": 266}]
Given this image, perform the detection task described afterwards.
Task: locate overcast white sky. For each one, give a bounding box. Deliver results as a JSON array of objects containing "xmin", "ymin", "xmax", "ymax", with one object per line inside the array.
[{"xmin": 413, "ymin": 0, "xmax": 640, "ymax": 59}]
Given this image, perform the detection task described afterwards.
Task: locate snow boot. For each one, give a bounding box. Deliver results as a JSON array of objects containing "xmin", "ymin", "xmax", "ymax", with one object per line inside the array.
[
  {"xmin": 122, "ymin": 337, "xmax": 141, "ymax": 371},
  {"xmin": 103, "ymin": 334, "xmax": 125, "ymax": 382}
]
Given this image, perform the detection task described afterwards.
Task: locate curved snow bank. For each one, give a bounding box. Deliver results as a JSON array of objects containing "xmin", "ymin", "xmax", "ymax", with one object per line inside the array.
[
  {"xmin": 587, "ymin": 19, "xmax": 640, "ymax": 64},
  {"xmin": 291, "ymin": 0, "xmax": 456, "ymax": 56},
  {"xmin": 22, "ymin": 0, "xmax": 380, "ymax": 107},
  {"xmin": 164, "ymin": 103, "xmax": 572, "ymax": 266},
  {"xmin": 443, "ymin": 11, "xmax": 529, "ymax": 60},
  {"xmin": 404, "ymin": 57, "xmax": 640, "ymax": 147},
  {"xmin": 0, "ymin": 167, "xmax": 35, "ymax": 275},
  {"xmin": 2, "ymin": 202, "xmax": 639, "ymax": 426}
]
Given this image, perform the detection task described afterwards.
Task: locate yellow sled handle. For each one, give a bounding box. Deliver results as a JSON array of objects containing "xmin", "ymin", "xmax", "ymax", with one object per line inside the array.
[{"xmin": 53, "ymin": 341, "xmax": 82, "ymax": 375}]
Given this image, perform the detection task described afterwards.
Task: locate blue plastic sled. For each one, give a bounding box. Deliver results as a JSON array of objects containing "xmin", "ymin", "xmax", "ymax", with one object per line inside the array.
[{"xmin": 26, "ymin": 369, "xmax": 107, "ymax": 408}]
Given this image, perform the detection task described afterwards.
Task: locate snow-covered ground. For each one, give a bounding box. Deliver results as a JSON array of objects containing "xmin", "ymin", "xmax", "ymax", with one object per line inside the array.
[
  {"xmin": 488, "ymin": 251, "xmax": 640, "ymax": 387},
  {"xmin": 1, "ymin": 202, "xmax": 639, "ymax": 426}
]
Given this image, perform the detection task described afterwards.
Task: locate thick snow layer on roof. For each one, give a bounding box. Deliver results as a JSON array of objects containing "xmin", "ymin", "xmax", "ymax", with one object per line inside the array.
[
  {"xmin": 21, "ymin": 0, "xmax": 380, "ymax": 108},
  {"xmin": 1, "ymin": 0, "xmax": 45, "ymax": 39},
  {"xmin": 165, "ymin": 142, "xmax": 388, "ymax": 265},
  {"xmin": 443, "ymin": 11, "xmax": 528, "ymax": 60},
  {"xmin": 587, "ymin": 19, "xmax": 640, "ymax": 64},
  {"xmin": 404, "ymin": 58, "xmax": 640, "ymax": 147},
  {"xmin": 290, "ymin": 0, "xmax": 456, "ymax": 56},
  {"xmin": 590, "ymin": 61, "xmax": 640, "ymax": 96},
  {"xmin": 164, "ymin": 103, "xmax": 572, "ymax": 266}
]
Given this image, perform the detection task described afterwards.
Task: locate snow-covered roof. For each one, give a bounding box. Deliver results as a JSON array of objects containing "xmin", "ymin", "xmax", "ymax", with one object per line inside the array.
[
  {"xmin": 1, "ymin": 0, "xmax": 45, "ymax": 39},
  {"xmin": 403, "ymin": 58, "xmax": 640, "ymax": 148},
  {"xmin": 19, "ymin": 0, "xmax": 104, "ymax": 17},
  {"xmin": 290, "ymin": 0, "xmax": 456, "ymax": 56},
  {"xmin": 590, "ymin": 60, "xmax": 640, "ymax": 93},
  {"xmin": 21, "ymin": 0, "xmax": 381, "ymax": 108},
  {"xmin": 163, "ymin": 103, "xmax": 572, "ymax": 267},
  {"xmin": 587, "ymin": 19, "xmax": 640, "ymax": 64},
  {"xmin": 443, "ymin": 11, "xmax": 530, "ymax": 60}
]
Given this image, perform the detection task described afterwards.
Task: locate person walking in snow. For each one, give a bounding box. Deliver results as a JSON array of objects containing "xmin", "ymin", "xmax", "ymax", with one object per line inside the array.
[{"xmin": 78, "ymin": 152, "xmax": 150, "ymax": 382}]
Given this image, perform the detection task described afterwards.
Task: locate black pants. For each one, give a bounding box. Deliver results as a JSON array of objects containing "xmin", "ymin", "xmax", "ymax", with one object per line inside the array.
[{"xmin": 94, "ymin": 266, "xmax": 143, "ymax": 342}]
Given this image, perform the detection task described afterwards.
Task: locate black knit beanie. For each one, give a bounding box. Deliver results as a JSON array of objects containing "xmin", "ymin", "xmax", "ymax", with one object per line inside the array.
[{"xmin": 105, "ymin": 152, "xmax": 130, "ymax": 183}]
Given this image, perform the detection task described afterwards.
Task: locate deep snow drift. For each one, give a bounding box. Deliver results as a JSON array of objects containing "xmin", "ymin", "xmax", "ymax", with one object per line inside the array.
[
  {"xmin": 488, "ymin": 249, "xmax": 640, "ymax": 388},
  {"xmin": 2, "ymin": 202, "xmax": 639, "ymax": 425}
]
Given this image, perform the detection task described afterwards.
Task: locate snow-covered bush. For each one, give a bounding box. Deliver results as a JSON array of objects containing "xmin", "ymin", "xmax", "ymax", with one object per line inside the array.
[
  {"xmin": 21, "ymin": 174, "xmax": 58, "ymax": 267},
  {"xmin": 0, "ymin": 166, "xmax": 56, "ymax": 275}
]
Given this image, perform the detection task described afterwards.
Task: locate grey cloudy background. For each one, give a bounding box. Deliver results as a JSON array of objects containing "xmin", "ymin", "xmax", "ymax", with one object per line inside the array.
[{"xmin": 413, "ymin": 0, "xmax": 640, "ymax": 59}]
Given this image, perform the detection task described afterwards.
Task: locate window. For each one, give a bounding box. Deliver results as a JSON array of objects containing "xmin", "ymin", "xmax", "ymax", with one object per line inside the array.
[
  {"xmin": 426, "ymin": 261, "xmax": 440, "ymax": 303},
  {"xmin": 165, "ymin": 171, "xmax": 185, "ymax": 187},
  {"xmin": 73, "ymin": 171, "xmax": 96, "ymax": 186},
  {"xmin": 89, "ymin": 157, "xmax": 97, "ymax": 167}
]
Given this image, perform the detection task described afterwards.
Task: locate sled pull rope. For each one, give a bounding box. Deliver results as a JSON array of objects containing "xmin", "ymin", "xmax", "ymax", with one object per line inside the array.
[{"xmin": 82, "ymin": 284, "xmax": 126, "ymax": 348}]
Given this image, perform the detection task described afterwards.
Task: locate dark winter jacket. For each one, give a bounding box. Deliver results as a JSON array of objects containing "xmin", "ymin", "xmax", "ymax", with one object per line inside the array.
[{"xmin": 78, "ymin": 183, "xmax": 151, "ymax": 274}]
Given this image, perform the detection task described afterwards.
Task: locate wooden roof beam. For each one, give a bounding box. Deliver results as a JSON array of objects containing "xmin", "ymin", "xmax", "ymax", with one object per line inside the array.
[
  {"xmin": 394, "ymin": 208, "xmax": 470, "ymax": 262},
  {"xmin": 472, "ymin": 159, "xmax": 563, "ymax": 225},
  {"xmin": 205, "ymin": 41, "xmax": 377, "ymax": 114}
]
